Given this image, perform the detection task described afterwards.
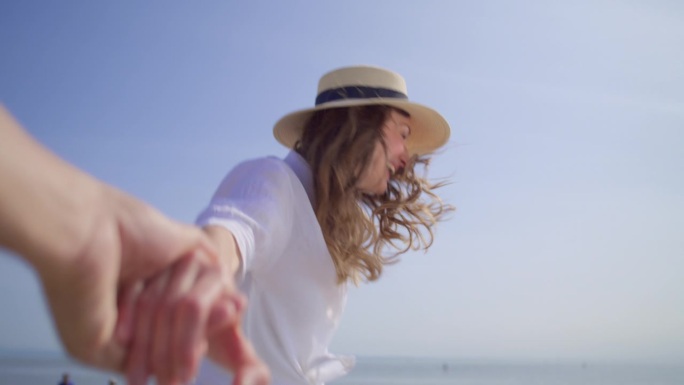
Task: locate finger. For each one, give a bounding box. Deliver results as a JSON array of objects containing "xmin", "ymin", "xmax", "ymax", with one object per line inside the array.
[
  {"xmin": 231, "ymin": 338, "xmax": 271, "ymax": 385},
  {"xmin": 125, "ymin": 271, "xmax": 169, "ymax": 385},
  {"xmin": 151, "ymin": 255, "xmax": 201, "ymax": 384},
  {"xmin": 115, "ymin": 281, "xmax": 143, "ymax": 347},
  {"xmin": 206, "ymin": 294, "xmax": 243, "ymax": 335},
  {"xmin": 172, "ymin": 266, "xmax": 229, "ymax": 384},
  {"xmin": 233, "ymin": 362, "xmax": 271, "ymax": 385},
  {"xmin": 209, "ymin": 324, "xmax": 246, "ymax": 371},
  {"xmin": 210, "ymin": 325, "xmax": 270, "ymax": 385}
]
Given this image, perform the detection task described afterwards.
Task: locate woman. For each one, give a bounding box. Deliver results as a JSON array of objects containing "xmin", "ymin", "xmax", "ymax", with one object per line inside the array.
[{"xmin": 195, "ymin": 65, "xmax": 453, "ymax": 385}]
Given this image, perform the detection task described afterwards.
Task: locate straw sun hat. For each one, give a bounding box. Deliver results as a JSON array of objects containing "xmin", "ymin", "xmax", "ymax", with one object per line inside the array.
[{"xmin": 273, "ymin": 65, "xmax": 451, "ymax": 155}]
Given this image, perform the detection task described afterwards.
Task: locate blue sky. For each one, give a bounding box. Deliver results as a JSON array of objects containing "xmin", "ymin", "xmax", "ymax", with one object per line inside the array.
[{"xmin": 1, "ymin": 1, "xmax": 683, "ymax": 365}]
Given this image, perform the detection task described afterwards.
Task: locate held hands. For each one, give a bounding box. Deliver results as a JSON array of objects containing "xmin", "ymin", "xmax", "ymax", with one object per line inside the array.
[
  {"xmin": 117, "ymin": 247, "xmax": 270, "ymax": 385},
  {"xmin": 35, "ymin": 185, "xmax": 221, "ymax": 371},
  {"xmin": 0, "ymin": 106, "xmax": 267, "ymax": 384},
  {"xmin": 36, "ymin": 184, "xmax": 268, "ymax": 384},
  {"xmin": 110, "ymin": 203, "xmax": 270, "ymax": 385}
]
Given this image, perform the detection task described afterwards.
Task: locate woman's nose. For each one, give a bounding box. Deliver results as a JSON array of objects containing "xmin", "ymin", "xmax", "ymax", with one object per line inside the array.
[{"xmin": 398, "ymin": 144, "xmax": 408, "ymax": 167}]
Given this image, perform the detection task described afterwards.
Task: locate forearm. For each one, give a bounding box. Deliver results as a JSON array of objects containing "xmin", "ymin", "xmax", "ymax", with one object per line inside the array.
[
  {"xmin": 0, "ymin": 105, "xmax": 102, "ymax": 273},
  {"xmin": 202, "ymin": 225, "xmax": 243, "ymax": 278}
]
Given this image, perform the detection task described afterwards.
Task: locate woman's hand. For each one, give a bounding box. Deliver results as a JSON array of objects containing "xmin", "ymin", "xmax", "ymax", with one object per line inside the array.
[
  {"xmin": 119, "ymin": 252, "xmax": 236, "ymax": 384},
  {"xmin": 117, "ymin": 244, "xmax": 269, "ymax": 385}
]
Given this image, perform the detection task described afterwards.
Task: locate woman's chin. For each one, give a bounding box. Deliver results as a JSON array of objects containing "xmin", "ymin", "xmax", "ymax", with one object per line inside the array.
[{"xmin": 375, "ymin": 182, "xmax": 389, "ymax": 196}]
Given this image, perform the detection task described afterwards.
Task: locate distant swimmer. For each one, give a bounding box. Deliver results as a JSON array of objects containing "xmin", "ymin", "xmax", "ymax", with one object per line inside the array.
[{"xmin": 58, "ymin": 373, "xmax": 74, "ymax": 385}]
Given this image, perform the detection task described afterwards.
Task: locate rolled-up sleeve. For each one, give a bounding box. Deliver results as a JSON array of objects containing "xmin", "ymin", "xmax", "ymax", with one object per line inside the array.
[{"xmin": 196, "ymin": 157, "xmax": 295, "ymax": 279}]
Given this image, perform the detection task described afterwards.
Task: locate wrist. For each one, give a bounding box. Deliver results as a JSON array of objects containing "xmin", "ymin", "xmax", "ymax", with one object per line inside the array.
[{"xmin": 202, "ymin": 225, "xmax": 242, "ymax": 279}]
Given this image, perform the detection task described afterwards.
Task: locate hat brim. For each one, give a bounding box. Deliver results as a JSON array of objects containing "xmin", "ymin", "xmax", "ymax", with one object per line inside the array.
[{"xmin": 273, "ymin": 98, "xmax": 450, "ymax": 156}]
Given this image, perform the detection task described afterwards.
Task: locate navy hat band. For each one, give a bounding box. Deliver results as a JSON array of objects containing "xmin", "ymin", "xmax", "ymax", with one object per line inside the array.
[{"xmin": 315, "ymin": 86, "xmax": 408, "ymax": 106}]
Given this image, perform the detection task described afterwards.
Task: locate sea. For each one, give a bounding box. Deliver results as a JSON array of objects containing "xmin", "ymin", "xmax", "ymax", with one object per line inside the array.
[{"xmin": 1, "ymin": 352, "xmax": 682, "ymax": 385}]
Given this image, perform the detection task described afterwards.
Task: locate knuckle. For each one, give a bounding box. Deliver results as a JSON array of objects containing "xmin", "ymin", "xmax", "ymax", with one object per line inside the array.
[
  {"xmin": 178, "ymin": 294, "xmax": 203, "ymax": 315},
  {"xmin": 137, "ymin": 291, "xmax": 157, "ymax": 309},
  {"xmin": 151, "ymin": 356, "xmax": 165, "ymax": 378},
  {"xmin": 179, "ymin": 349, "xmax": 196, "ymax": 370}
]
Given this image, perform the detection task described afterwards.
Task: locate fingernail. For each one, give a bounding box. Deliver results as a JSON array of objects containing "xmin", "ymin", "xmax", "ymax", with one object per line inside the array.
[{"xmin": 240, "ymin": 368, "xmax": 261, "ymax": 385}]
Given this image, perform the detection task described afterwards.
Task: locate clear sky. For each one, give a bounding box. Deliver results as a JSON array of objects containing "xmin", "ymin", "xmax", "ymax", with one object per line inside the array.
[{"xmin": 1, "ymin": 0, "xmax": 683, "ymax": 365}]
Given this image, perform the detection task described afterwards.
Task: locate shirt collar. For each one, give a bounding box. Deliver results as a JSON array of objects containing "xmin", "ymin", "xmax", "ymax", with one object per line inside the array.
[{"xmin": 284, "ymin": 150, "xmax": 316, "ymax": 206}]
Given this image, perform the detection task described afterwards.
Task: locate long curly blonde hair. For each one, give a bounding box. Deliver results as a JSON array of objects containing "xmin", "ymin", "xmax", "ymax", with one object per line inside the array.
[{"xmin": 295, "ymin": 105, "xmax": 453, "ymax": 284}]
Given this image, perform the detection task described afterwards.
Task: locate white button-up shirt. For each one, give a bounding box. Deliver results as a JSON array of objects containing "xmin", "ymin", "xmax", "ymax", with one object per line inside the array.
[{"xmin": 195, "ymin": 151, "xmax": 354, "ymax": 385}]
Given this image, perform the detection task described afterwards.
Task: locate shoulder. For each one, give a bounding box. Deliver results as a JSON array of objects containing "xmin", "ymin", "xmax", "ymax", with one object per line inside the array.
[
  {"xmin": 234, "ymin": 155, "xmax": 291, "ymax": 175},
  {"xmin": 230, "ymin": 156, "xmax": 295, "ymax": 185},
  {"xmin": 217, "ymin": 155, "xmax": 296, "ymax": 196}
]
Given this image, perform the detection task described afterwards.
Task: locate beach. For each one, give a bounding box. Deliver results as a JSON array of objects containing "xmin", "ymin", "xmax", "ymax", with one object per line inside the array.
[
  {"xmin": 0, "ymin": 353, "xmax": 123, "ymax": 385},
  {"xmin": 334, "ymin": 356, "xmax": 684, "ymax": 385},
  {"xmin": 1, "ymin": 353, "xmax": 683, "ymax": 385}
]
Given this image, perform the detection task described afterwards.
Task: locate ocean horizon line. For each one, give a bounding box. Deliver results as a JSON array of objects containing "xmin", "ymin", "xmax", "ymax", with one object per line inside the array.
[{"xmin": 1, "ymin": 348, "xmax": 682, "ymax": 367}]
